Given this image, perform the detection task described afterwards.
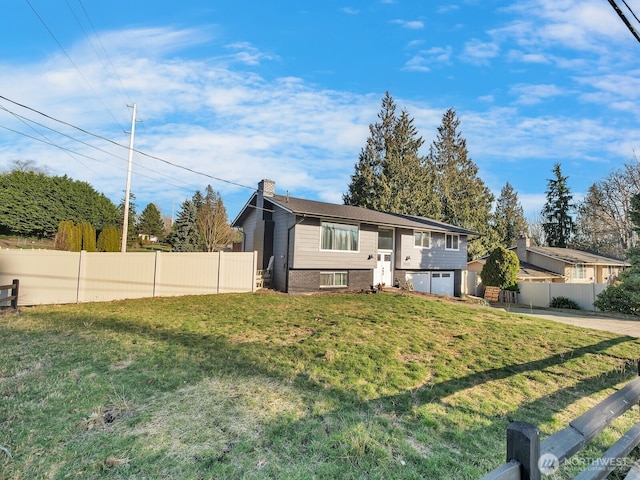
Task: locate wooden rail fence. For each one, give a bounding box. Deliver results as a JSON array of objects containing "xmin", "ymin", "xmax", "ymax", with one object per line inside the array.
[
  {"xmin": 0, "ymin": 279, "xmax": 19, "ymax": 310},
  {"xmin": 480, "ymin": 369, "xmax": 640, "ymax": 480}
]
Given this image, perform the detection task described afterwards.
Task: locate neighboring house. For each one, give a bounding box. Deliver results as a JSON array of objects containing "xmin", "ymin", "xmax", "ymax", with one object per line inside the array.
[
  {"xmin": 467, "ymin": 235, "xmax": 629, "ymax": 284},
  {"xmin": 232, "ymin": 179, "xmax": 479, "ymax": 296}
]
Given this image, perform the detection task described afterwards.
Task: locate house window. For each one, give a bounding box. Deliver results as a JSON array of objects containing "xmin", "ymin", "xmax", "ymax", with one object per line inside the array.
[
  {"xmin": 573, "ymin": 264, "xmax": 587, "ymax": 280},
  {"xmin": 414, "ymin": 231, "xmax": 431, "ymax": 248},
  {"xmin": 445, "ymin": 234, "xmax": 459, "ymax": 250},
  {"xmin": 320, "ymin": 272, "xmax": 348, "ymax": 287},
  {"xmin": 378, "ymin": 229, "xmax": 393, "ymax": 250},
  {"xmin": 321, "ymin": 222, "xmax": 359, "ymax": 251}
]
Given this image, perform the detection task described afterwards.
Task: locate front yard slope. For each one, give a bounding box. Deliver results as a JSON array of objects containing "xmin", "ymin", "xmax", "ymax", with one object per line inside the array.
[{"xmin": 1, "ymin": 292, "xmax": 639, "ymax": 479}]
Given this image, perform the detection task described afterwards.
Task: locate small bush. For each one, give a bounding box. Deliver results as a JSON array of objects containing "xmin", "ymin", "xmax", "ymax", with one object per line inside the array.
[{"xmin": 549, "ymin": 296, "xmax": 580, "ymax": 310}]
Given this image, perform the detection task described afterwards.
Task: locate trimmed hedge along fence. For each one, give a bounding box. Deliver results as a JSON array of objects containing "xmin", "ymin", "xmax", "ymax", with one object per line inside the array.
[{"xmin": 480, "ymin": 365, "xmax": 640, "ymax": 480}]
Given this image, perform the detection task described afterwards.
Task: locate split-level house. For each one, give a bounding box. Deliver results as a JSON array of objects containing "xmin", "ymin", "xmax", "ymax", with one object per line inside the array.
[
  {"xmin": 232, "ymin": 179, "xmax": 479, "ymax": 295},
  {"xmin": 467, "ymin": 235, "xmax": 629, "ymax": 284}
]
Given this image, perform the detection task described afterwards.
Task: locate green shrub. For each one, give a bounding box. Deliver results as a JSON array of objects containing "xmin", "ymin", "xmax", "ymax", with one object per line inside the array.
[
  {"xmin": 97, "ymin": 226, "xmax": 121, "ymax": 252},
  {"xmin": 480, "ymin": 246, "xmax": 519, "ymax": 290},
  {"xmin": 594, "ymin": 273, "xmax": 640, "ymax": 316},
  {"xmin": 549, "ymin": 296, "xmax": 580, "ymax": 310}
]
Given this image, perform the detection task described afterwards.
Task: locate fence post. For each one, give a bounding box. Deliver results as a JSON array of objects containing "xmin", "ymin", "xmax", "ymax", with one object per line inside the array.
[
  {"xmin": 507, "ymin": 421, "xmax": 541, "ymax": 480},
  {"xmin": 10, "ymin": 279, "xmax": 19, "ymax": 310}
]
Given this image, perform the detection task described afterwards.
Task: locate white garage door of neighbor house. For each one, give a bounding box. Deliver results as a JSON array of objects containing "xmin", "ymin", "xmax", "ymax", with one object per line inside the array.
[{"xmin": 431, "ymin": 272, "xmax": 454, "ymax": 296}]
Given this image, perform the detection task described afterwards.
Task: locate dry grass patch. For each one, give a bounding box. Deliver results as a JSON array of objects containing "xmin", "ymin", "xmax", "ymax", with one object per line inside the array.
[{"xmin": 129, "ymin": 375, "xmax": 306, "ymax": 462}]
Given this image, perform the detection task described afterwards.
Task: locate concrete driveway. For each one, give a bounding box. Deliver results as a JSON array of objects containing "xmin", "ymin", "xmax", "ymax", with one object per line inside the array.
[{"xmin": 501, "ymin": 306, "xmax": 640, "ymax": 338}]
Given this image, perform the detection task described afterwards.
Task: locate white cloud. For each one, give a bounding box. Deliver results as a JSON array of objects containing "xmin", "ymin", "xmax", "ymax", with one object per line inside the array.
[
  {"xmin": 0, "ymin": 28, "xmax": 379, "ymax": 217},
  {"xmin": 437, "ymin": 5, "xmax": 460, "ymax": 14},
  {"xmin": 509, "ymin": 84, "xmax": 566, "ymax": 105},
  {"xmin": 403, "ymin": 46, "xmax": 452, "ymax": 72},
  {"xmin": 461, "ymin": 39, "xmax": 499, "ymax": 65},
  {"xmin": 391, "ymin": 19, "xmax": 424, "ymax": 29}
]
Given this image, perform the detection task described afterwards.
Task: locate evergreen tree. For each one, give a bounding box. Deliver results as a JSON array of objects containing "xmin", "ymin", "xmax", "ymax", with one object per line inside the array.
[
  {"xmin": 54, "ymin": 220, "xmax": 78, "ymax": 251},
  {"xmin": 80, "ymin": 222, "xmax": 96, "ymax": 252},
  {"xmin": 480, "ymin": 246, "xmax": 520, "ymax": 290},
  {"xmin": 168, "ymin": 199, "xmax": 200, "ymax": 252},
  {"xmin": 118, "ymin": 192, "xmax": 138, "ymax": 247},
  {"xmin": 542, "ymin": 163, "xmax": 574, "ymax": 248},
  {"xmin": 97, "ymin": 226, "xmax": 121, "ymax": 252},
  {"xmin": 344, "ymin": 92, "xmax": 437, "ymax": 216},
  {"xmin": 192, "ymin": 190, "xmax": 204, "ymax": 211},
  {"xmin": 196, "ymin": 186, "xmax": 235, "ymax": 252},
  {"xmin": 494, "ymin": 182, "xmax": 528, "ymax": 248},
  {"xmin": 427, "ymin": 108, "xmax": 495, "ymax": 259},
  {"xmin": 137, "ymin": 203, "xmax": 165, "ymax": 241},
  {"xmin": 0, "ymin": 170, "xmax": 118, "ymax": 237}
]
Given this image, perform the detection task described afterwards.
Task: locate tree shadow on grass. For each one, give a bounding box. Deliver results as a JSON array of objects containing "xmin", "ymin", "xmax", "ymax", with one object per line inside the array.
[{"xmin": 12, "ymin": 309, "xmax": 640, "ymax": 479}]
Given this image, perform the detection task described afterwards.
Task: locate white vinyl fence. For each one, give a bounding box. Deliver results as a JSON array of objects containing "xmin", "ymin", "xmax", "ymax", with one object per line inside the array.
[
  {"xmin": 465, "ymin": 271, "xmax": 608, "ymax": 311},
  {"xmin": 517, "ymin": 281, "xmax": 608, "ymax": 311},
  {"xmin": 0, "ymin": 249, "xmax": 258, "ymax": 306}
]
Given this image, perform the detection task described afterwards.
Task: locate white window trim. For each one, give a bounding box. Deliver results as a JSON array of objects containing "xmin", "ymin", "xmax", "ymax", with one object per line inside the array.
[
  {"xmin": 320, "ymin": 271, "xmax": 348, "ymax": 288},
  {"xmin": 414, "ymin": 230, "xmax": 431, "ymax": 249},
  {"xmin": 319, "ymin": 221, "xmax": 360, "ymax": 253},
  {"xmin": 445, "ymin": 234, "xmax": 460, "ymax": 251},
  {"xmin": 573, "ymin": 264, "xmax": 587, "ymax": 280}
]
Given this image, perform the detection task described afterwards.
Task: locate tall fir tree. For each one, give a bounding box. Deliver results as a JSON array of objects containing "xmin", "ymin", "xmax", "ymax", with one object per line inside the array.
[
  {"xmin": 344, "ymin": 92, "xmax": 436, "ymax": 216},
  {"xmin": 542, "ymin": 163, "xmax": 574, "ymax": 248},
  {"xmin": 169, "ymin": 199, "xmax": 200, "ymax": 252},
  {"xmin": 137, "ymin": 203, "xmax": 165, "ymax": 241},
  {"xmin": 494, "ymin": 182, "xmax": 528, "ymax": 248},
  {"xmin": 427, "ymin": 108, "xmax": 495, "ymax": 259}
]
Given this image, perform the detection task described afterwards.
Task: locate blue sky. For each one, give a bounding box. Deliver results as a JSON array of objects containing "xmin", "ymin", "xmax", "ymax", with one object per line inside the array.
[{"xmin": 1, "ymin": 1, "xmax": 640, "ymax": 223}]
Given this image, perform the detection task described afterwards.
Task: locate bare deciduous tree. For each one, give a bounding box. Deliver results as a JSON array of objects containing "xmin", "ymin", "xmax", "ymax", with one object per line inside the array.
[
  {"xmin": 197, "ymin": 186, "xmax": 236, "ymax": 252},
  {"xmin": 573, "ymin": 156, "xmax": 640, "ymax": 258}
]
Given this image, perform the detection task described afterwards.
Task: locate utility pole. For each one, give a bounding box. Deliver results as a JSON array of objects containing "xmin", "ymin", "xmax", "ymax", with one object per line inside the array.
[{"xmin": 121, "ymin": 103, "xmax": 137, "ymax": 253}]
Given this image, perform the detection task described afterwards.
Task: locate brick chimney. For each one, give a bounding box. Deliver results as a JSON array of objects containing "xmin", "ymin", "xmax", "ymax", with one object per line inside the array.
[
  {"xmin": 516, "ymin": 234, "xmax": 530, "ymax": 263},
  {"xmin": 258, "ymin": 179, "xmax": 275, "ymax": 198}
]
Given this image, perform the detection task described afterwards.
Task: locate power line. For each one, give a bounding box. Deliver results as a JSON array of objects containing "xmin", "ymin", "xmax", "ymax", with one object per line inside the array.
[
  {"xmin": 0, "ymin": 105, "xmax": 217, "ymax": 193},
  {"xmin": 620, "ymin": 0, "xmax": 640, "ymax": 25},
  {"xmin": 0, "ymin": 104, "xmax": 100, "ymax": 175},
  {"xmin": 74, "ymin": 0, "xmax": 134, "ymax": 110},
  {"xmin": 24, "ymin": 0, "xmax": 127, "ymax": 130},
  {"xmin": 607, "ymin": 0, "xmax": 640, "ymax": 44},
  {"xmin": 0, "ymin": 95, "xmax": 256, "ymax": 193}
]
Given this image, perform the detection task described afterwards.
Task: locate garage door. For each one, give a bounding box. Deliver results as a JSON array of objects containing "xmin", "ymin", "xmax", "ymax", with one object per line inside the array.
[
  {"xmin": 431, "ymin": 272, "xmax": 454, "ymax": 296},
  {"xmin": 406, "ymin": 273, "xmax": 430, "ymax": 293}
]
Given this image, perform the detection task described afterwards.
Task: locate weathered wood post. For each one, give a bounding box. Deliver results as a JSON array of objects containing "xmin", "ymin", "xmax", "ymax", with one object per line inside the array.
[
  {"xmin": 10, "ymin": 279, "xmax": 19, "ymax": 310},
  {"xmin": 507, "ymin": 421, "xmax": 541, "ymax": 480}
]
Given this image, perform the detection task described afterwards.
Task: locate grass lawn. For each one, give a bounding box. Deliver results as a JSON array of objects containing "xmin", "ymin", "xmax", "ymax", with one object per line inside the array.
[{"xmin": 1, "ymin": 291, "xmax": 640, "ymax": 479}]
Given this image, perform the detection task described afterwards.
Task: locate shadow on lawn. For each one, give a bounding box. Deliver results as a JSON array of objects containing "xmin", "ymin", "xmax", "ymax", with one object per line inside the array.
[
  {"xmin": 376, "ymin": 335, "xmax": 637, "ymax": 414},
  {"xmin": 26, "ymin": 310, "xmax": 640, "ymax": 479},
  {"xmin": 76, "ymin": 311, "xmax": 639, "ymax": 423}
]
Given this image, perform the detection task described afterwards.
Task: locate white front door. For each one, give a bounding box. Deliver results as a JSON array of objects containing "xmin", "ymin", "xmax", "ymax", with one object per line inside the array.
[{"xmin": 374, "ymin": 252, "xmax": 392, "ymax": 287}]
